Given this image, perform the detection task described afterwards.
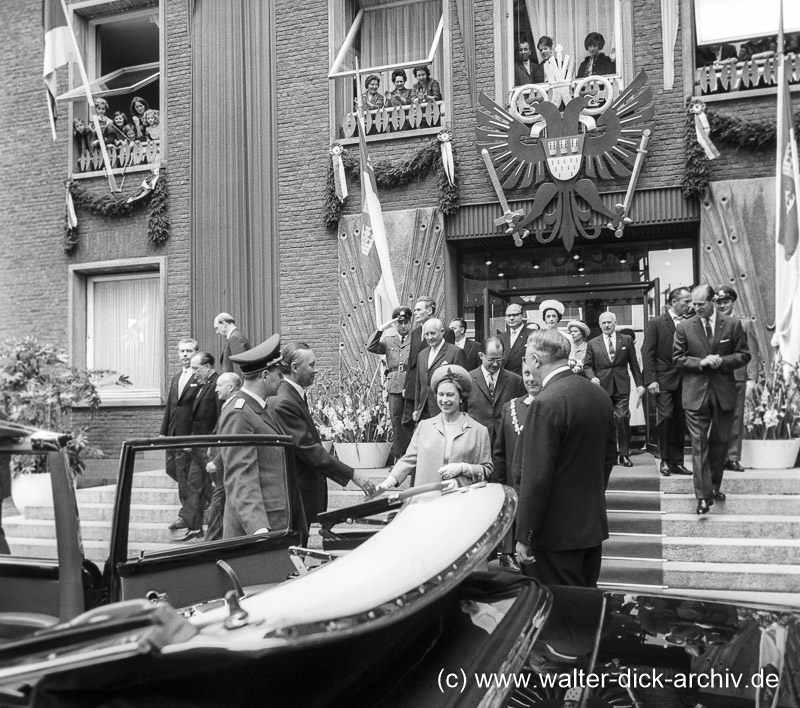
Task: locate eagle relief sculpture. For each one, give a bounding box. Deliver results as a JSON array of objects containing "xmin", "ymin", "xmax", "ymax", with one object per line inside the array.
[{"xmin": 476, "ymin": 71, "xmax": 654, "ymax": 251}]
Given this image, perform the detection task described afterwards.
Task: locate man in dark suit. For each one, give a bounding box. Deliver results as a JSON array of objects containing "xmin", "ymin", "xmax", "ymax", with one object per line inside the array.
[
  {"xmin": 401, "ymin": 296, "xmax": 455, "ymax": 429},
  {"xmin": 499, "ymin": 303, "xmax": 537, "ymax": 376},
  {"xmin": 674, "ymin": 285, "xmax": 750, "ymax": 514},
  {"xmin": 514, "ymin": 39, "xmax": 544, "ymax": 86},
  {"xmin": 159, "ymin": 337, "xmax": 200, "ymax": 531},
  {"xmin": 413, "ymin": 318, "xmax": 467, "ymax": 421},
  {"xmin": 466, "ymin": 337, "xmax": 524, "ymax": 447},
  {"xmin": 271, "ymin": 342, "xmax": 375, "ymax": 527},
  {"xmin": 641, "ymin": 287, "xmax": 693, "ymax": 477},
  {"xmin": 217, "ymin": 336, "xmax": 294, "ymax": 538},
  {"xmin": 174, "ymin": 351, "xmax": 221, "ymax": 541},
  {"xmin": 449, "ymin": 316, "xmax": 480, "ymax": 371},
  {"xmin": 214, "ymin": 312, "xmax": 250, "ymax": 375},
  {"xmin": 584, "ymin": 312, "xmax": 645, "ymax": 467},
  {"xmin": 515, "ymin": 330, "xmax": 616, "ymax": 587}
]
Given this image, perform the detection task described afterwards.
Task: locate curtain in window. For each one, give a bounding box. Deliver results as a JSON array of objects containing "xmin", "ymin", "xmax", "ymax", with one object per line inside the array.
[
  {"xmin": 89, "ymin": 276, "xmax": 161, "ymax": 394},
  {"xmin": 526, "ymin": 0, "xmax": 615, "ymax": 69}
]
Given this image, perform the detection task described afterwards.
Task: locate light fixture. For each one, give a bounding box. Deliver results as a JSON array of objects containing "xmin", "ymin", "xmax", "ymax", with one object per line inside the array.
[
  {"xmin": 577, "ymin": 261, "xmax": 586, "ymax": 273},
  {"xmin": 498, "ymin": 272, "xmax": 505, "ymax": 278},
  {"xmin": 485, "ymin": 259, "xmax": 492, "ymax": 266},
  {"xmin": 618, "ymin": 251, "xmax": 628, "ymax": 264},
  {"xmin": 572, "ymin": 253, "xmax": 580, "ymax": 260},
  {"xmin": 531, "ymin": 257, "xmax": 541, "ymax": 270}
]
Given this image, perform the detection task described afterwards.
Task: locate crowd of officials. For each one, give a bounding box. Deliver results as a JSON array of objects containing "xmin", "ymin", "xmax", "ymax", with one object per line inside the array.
[{"xmin": 161, "ymin": 284, "xmax": 755, "ymax": 588}]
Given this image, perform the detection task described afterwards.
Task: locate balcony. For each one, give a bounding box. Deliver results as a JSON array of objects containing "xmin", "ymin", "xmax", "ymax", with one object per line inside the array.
[
  {"xmin": 74, "ymin": 140, "xmax": 161, "ymax": 176},
  {"xmin": 695, "ymin": 52, "xmax": 800, "ymax": 96},
  {"xmin": 339, "ymin": 100, "xmax": 445, "ymax": 143}
]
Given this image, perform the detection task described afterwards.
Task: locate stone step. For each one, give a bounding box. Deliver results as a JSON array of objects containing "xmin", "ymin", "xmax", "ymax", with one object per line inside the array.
[
  {"xmin": 606, "ymin": 491, "xmax": 661, "ymax": 512},
  {"xmin": 607, "ymin": 510, "xmax": 662, "ymax": 535},
  {"xmin": 76, "ymin": 486, "xmax": 179, "ymax": 506},
  {"xmin": 605, "ymin": 533, "xmax": 662, "ymax": 560},
  {"xmin": 663, "ymin": 513, "xmax": 800, "ymax": 539},
  {"xmin": 664, "ymin": 561, "xmax": 800, "ymax": 592},
  {"xmin": 661, "ymin": 469, "xmax": 800, "ymax": 495},
  {"xmin": 663, "ymin": 537, "xmax": 800, "ymax": 565},
  {"xmin": 661, "ymin": 493, "xmax": 800, "ymax": 516},
  {"xmin": 608, "ymin": 469, "xmax": 660, "ymax": 493},
  {"xmin": 598, "ymin": 557, "xmax": 664, "ymax": 588},
  {"xmin": 132, "ymin": 470, "xmax": 178, "ymax": 489}
]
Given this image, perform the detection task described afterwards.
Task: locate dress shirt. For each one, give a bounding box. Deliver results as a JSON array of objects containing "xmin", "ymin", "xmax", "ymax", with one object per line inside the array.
[
  {"xmin": 284, "ymin": 377, "xmax": 307, "ymax": 403},
  {"xmin": 541, "ymin": 365, "xmax": 572, "ymax": 389},
  {"xmin": 668, "ymin": 309, "xmax": 682, "ymax": 327},
  {"xmin": 427, "ymin": 340, "xmax": 445, "ymax": 368},
  {"xmin": 455, "ymin": 338, "xmax": 466, "ymax": 350},
  {"xmin": 509, "ymin": 325, "xmax": 523, "ymax": 348},
  {"xmin": 604, "ymin": 333, "xmax": 616, "ymax": 359},
  {"xmin": 240, "ymin": 388, "xmax": 267, "ymax": 409},
  {"xmin": 178, "ymin": 367, "xmax": 193, "ymax": 396},
  {"xmin": 482, "ymin": 368, "xmax": 496, "ymax": 393}
]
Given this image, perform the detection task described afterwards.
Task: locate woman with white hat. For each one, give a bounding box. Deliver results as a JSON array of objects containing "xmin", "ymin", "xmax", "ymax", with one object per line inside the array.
[
  {"xmin": 566, "ymin": 320, "xmax": 590, "ymax": 372},
  {"xmin": 539, "ymin": 299, "xmax": 573, "ymax": 347}
]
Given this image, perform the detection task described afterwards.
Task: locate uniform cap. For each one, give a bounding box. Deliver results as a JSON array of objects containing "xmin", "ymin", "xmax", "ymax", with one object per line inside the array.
[
  {"xmin": 430, "ymin": 364, "xmax": 472, "ymax": 395},
  {"xmin": 714, "ymin": 286, "xmax": 737, "ymax": 302},
  {"xmin": 393, "ymin": 306, "xmax": 413, "ymax": 321},
  {"xmin": 229, "ymin": 334, "xmax": 282, "ymax": 375}
]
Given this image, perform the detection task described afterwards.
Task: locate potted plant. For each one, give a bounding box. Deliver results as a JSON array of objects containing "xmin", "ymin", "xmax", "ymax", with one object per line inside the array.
[
  {"xmin": 0, "ymin": 336, "xmax": 129, "ymax": 514},
  {"xmin": 308, "ymin": 360, "xmax": 392, "ymax": 469},
  {"xmin": 742, "ymin": 353, "xmax": 800, "ymax": 469}
]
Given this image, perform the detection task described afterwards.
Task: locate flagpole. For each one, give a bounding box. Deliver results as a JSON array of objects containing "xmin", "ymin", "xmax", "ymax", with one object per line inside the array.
[{"xmin": 58, "ymin": 0, "xmax": 118, "ymax": 192}]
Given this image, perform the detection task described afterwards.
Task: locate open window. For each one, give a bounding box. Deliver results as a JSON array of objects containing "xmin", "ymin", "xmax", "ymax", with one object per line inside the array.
[
  {"xmin": 328, "ymin": 0, "xmax": 446, "ymax": 142},
  {"xmin": 63, "ymin": 5, "xmax": 161, "ymax": 176},
  {"xmin": 693, "ymin": 0, "xmax": 800, "ymax": 97}
]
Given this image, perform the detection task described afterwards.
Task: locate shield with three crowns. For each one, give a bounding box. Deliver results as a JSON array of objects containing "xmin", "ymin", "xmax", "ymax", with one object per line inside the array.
[{"xmin": 544, "ymin": 133, "xmax": 585, "ymax": 182}]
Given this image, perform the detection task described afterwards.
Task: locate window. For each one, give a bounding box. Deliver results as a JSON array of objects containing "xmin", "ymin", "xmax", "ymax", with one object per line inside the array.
[
  {"xmin": 328, "ymin": 0, "xmax": 446, "ymax": 142},
  {"xmin": 693, "ymin": 0, "xmax": 800, "ymax": 96},
  {"xmin": 70, "ymin": 259, "xmax": 165, "ymax": 405},
  {"xmin": 62, "ymin": 4, "xmax": 162, "ymax": 176}
]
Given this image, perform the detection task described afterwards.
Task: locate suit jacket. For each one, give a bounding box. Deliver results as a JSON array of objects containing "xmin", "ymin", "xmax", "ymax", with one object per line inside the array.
[
  {"xmin": 414, "ymin": 343, "xmax": 467, "ymax": 418},
  {"xmin": 514, "ymin": 59, "xmax": 544, "ymax": 85},
  {"xmin": 457, "ymin": 338, "xmax": 481, "ymax": 372},
  {"xmin": 467, "ymin": 366, "xmax": 525, "ymax": 445},
  {"xmin": 191, "ymin": 372, "xmax": 222, "ymax": 435},
  {"xmin": 492, "ymin": 395, "xmax": 531, "ymax": 489},
  {"xmin": 584, "ymin": 332, "xmax": 643, "ymax": 396},
  {"xmin": 516, "ymin": 370, "xmax": 616, "ymax": 552},
  {"xmin": 217, "ymin": 391, "xmax": 290, "ymax": 536},
  {"xmin": 221, "ymin": 328, "xmax": 250, "ymax": 374},
  {"xmin": 673, "ymin": 314, "xmax": 750, "ymax": 411},
  {"xmin": 642, "ymin": 312, "xmax": 682, "ymax": 391},
  {"xmin": 402, "ymin": 324, "xmax": 455, "ymax": 401},
  {"xmin": 270, "ymin": 380, "xmax": 353, "ymax": 523},
  {"xmin": 499, "ymin": 326, "xmax": 534, "ymax": 376},
  {"xmin": 366, "ymin": 328, "xmax": 411, "ymax": 394},
  {"xmin": 735, "ymin": 317, "xmax": 759, "ymax": 383},
  {"xmin": 159, "ymin": 369, "xmax": 200, "ymax": 436}
]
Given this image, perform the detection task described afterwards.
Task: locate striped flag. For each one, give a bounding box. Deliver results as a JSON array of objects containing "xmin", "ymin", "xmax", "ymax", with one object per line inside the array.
[
  {"xmin": 772, "ymin": 13, "xmax": 800, "ymax": 364},
  {"xmin": 355, "ymin": 76, "xmax": 399, "ymax": 326},
  {"xmin": 43, "ymin": 0, "xmax": 77, "ymax": 139}
]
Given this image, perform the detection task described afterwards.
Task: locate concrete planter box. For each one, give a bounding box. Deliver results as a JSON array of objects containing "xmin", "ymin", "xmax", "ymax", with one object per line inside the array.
[{"xmin": 740, "ymin": 439, "xmax": 800, "ymax": 469}]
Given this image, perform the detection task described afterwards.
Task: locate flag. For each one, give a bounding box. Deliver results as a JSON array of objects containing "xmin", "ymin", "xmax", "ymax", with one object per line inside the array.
[
  {"xmin": 773, "ymin": 24, "xmax": 800, "ymax": 364},
  {"xmin": 355, "ymin": 78, "xmax": 399, "ymax": 326},
  {"xmin": 43, "ymin": 0, "xmax": 77, "ymax": 139}
]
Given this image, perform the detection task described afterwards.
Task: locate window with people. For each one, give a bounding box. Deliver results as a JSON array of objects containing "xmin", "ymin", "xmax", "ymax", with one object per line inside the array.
[
  {"xmin": 61, "ymin": 4, "xmax": 161, "ymax": 174},
  {"xmin": 329, "ymin": 0, "xmax": 446, "ymax": 140},
  {"xmin": 694, "ymin": 0, "xmax": 800, "ymax": 95}
]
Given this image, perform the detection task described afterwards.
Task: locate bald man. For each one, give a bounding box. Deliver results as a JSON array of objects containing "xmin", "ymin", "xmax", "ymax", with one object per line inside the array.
[
  {"xmin": 214, "ymin": 312, "xmax": 250, "ymax": 374},
  {"xmin": 413, "ymin": 318, "xmax": 467, "ymax": 421}
]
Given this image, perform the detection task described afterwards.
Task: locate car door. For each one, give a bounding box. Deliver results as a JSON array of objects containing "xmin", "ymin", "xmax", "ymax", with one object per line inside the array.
[{"xmin": 103, "ymin": 434, "xmax": 303, "ymax": 611}]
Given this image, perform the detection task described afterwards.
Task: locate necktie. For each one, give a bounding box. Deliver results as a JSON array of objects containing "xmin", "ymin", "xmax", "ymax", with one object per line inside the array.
[
  {"xmin": 400, "ymin": 335, "xmax": 406, "ymax": 346},
  {"xmin": 488, "ymin": 375, "xmax": 495, "ymax": 398},
  {"xmin": 704, "ymin": 318, "xmax": 714, "ymax": 345},
  {"xmin": 607, "ymin": 335, "xmax": 616, "ymax": 358}
]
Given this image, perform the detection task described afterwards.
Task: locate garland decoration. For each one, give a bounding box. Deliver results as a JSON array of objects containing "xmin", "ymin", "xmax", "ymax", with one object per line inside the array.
[
  {"xmin": 323, "ymin": 133, "xmax": 460, "ymax": 230},
  {"xmin": 682, "ymin": 100, "xmax": 800, "ymax": 200},
  {"xmin": 63, "ymin": 166, "xmax": 169, "ymax": 254}
]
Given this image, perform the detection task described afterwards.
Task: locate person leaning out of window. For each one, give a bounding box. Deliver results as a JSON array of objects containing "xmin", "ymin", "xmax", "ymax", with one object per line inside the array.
[
  {"xmin": 411, "ymin": 65, "xmax": 442, "ymax": 104},
  {"xmin": 386, "ymin": 68, "xmax": 413, "ymax": 107}
]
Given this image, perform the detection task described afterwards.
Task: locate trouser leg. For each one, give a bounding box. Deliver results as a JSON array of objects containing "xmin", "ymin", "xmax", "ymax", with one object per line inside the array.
[
  {"xmin": 726, "ymin": 380, "xmax": 747, "ymax": 461},
  {"xmin": 709, "ymin": 392, "xmax": 734, "ymax": 491},
  {"xmin": 389, "ymin": 393, "xmax": 411, "ymax": 458},
  {"xmin": 670, "ymin": 390, "xmax": 687, "ymax": 466},
  {"xmin": 181, "ymin": 450, "xmax": 207, "ymax": 530},
  {"xmin": 684, "ymin": 402, "xmax": 713, "ymax": 499},
  {"xmin": 612, "ymin": 394, "xmax": 630, "ymax": 455}
]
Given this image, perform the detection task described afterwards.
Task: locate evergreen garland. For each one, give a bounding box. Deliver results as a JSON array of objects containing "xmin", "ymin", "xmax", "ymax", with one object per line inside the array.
[
  {"xmin": 682, "ymin": 101, "xmax": 800, "ymax": 200},
  {"xmin": 63, "ymin": 167, "xmax": 170, "ymax": 254},
  {"xmin": 323, "ymin": 136, "xmax": 460, "ymax": 230}
]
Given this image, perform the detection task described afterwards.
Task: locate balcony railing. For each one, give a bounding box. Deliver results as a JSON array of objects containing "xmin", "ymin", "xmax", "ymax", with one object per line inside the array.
[
  {"xmin": 75, "ymin": 139, "xmax": 161, "ymax": 174},
  {"xmin": 340, "ymin": 100, "xmax": 445, "ymax": 139},
  {"xmin": 696, "ymin": 52, "xmax": 800, "ymax": 95}
]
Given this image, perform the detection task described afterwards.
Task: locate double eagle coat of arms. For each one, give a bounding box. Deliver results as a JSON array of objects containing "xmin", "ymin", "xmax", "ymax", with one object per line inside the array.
[{"xmin": 475, "ymin": 70, "xmax": 655, "ymax": 251}]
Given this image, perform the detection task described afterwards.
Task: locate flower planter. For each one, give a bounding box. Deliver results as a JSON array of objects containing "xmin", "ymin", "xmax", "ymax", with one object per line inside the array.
[
  {"xmin": 333, "ymin": 442, "xmax": 392, "ymax": 469},
  {"xmin": 322, "ymin": 441, "xmax": 334, "ymax": 454},
  {"xmin": 11, "ymin": 473, "xmax": 54, "ymax": 517},
  {"xmin": 740, "ymin": 439, "xmax": 800, "ymax": 469}
]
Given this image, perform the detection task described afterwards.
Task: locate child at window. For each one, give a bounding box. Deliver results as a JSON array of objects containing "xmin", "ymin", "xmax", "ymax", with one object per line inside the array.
[
  {"xmin": 142, "ymin": 109, "xmax": 161, "ymax": 141},
  {"xmin": 111, "ymin": 111, "xmax": 136, "ymax": 143}
]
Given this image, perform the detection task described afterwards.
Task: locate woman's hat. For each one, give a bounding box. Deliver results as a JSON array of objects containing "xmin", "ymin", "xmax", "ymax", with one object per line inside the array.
[
  {"xmin": 539, "ymin": 299, "xmax": 565, "ymax": 319},
  {"xmin": 430, "ymin": 364, "xmax": 472, "ymax": 395},
  {"xmin": 566, "ymin": 320, "xmax": 590, "ymax": 338}
]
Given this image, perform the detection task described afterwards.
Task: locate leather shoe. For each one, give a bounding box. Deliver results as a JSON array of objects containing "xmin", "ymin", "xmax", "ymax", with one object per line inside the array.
[
  {"xmin": 499, "ymin": 554, "xmax": 521, "ymax": 573},
  {"xmin": 618, "ymin": 455, "xmax": 633, "ymax": 467},
  {"xmin": 168, "ymin": 518, "xmax": 187, "ymax": 531},
  {"xmin": 711, "ymin": 490, "xmax": 726, "ymax": 501},
  {"xmin": 696, "ymin": 499, "xmax": 711, "ymax": 515},
  {"xmin": 659, "ymin": 461, "xmax": 671, "ymax": 476},
  {"xmin": 673, "ymin": 465, "xmax": 692, "ymax": 476},
  {"xmin": 725, "ymin": 460, "xmax": 745, "ymax": 472},
  {"xmin": 175, "ymin": 528, "xmax": 203, "ymax": 542}
]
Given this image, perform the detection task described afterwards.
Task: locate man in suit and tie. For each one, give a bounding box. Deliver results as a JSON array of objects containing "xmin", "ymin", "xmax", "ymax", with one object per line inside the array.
[
  {"xmin": 641, "ymin": 287, "xmax": 693, "ymax": 477},
  {"xmin": 499, "ymin": 303, "xmax": 537, "ymax": 376},
  {"xmin": 584, "ymin": 312, "xmax": 645, "ymax": 467},
  {"xmin": 214, "ymin": 312, "xmax": 250, "ymax": 375},
  {"xmin": 713, "ymin": 286, "xmax": 760, "ymax": 472},
  {"xmin": 515, "ymin": 330, "xmax": 616, "ymax": 587},
  {"xmin": 413, "ymin": 318, "xmax": 467, "ymax": 421},
  {"xmin": 514, "ymin": 39, "xmax": 544, "ymax": 86},
  {"xmin": 674, "ymin": 285, "xmax": 750, "ymax": 514},
  {"xmin": 402, "ymin": 297, "xmax": 455, "ymax": 428},
  {"xmin": 271, "ymin": 342, "xmax": 375, "ymax": 527},
  {"xmin": 174, "ymin": 351, "xmax": 221, "ymax": 541},
  {"xmin": 466, "ymin": 337, "xmax": 524, "ymax": 447},
  {"xmin": 449, "ymin": 317, "xmax": 480, "ymax": 371},
  {"xmin": 366, "ymin": 306, "xmax": 413, "ymax": 459},
  {"xmin": 159, "ymin": 337, "xmax": 200, "ymax": 531}
]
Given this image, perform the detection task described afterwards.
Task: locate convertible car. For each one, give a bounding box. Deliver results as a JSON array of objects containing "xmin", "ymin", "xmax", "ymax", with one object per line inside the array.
[{"xmin": 0, "ymin": 424, "xmax": 798, "ymax": 707}]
